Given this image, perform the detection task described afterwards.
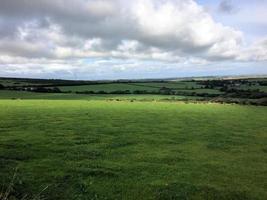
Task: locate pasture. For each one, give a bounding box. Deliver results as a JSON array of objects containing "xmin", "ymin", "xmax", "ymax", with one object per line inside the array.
[{"xmin": 0, "ymin": 100, "xmax": 267, "ymax": 199}]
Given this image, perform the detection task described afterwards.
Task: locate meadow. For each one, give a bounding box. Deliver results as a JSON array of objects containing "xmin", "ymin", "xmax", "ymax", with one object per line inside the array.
[{"xmin": 0, "ymin": 100, "xmax": 267, "ymax": 199}]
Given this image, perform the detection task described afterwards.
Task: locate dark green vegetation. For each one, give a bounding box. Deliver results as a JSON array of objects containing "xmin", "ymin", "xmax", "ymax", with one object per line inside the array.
[{"xmin": 0, "ymin": 100, "xmax": 267, "ymax": 199}]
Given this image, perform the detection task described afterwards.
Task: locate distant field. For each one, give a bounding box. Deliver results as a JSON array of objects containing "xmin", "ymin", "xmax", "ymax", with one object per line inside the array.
[
  {"xmin": 0, "ymin": 79, "xmax": 53, "ymax": 87},
  {"xmin": 58, "ymin": 83, "xmax": 159, "ymax": 92},
  {"xmin": 0, "ymin": 100, "xmax": 267, "ymax": 199},
  {"xmin": 0, "ymin": 90, "xmax": 192, "ymax": 101},
  {"xmin": 3, "ymin": 77, "xmax": 267, "ymax": 97},
  {"xmin": 0, "ymin": 79, "xmax": 33, "ymax": 87},
  {"xmin": 57, "ymin": 81, "xmax": 220, "ymax": 94},
  {"xmin": 130, "ymin": 81, "xmax": 203, "ymax": 89},
  {"xmin": 0, "ymin": 77, "xmax": 88, "ymax": 87}
]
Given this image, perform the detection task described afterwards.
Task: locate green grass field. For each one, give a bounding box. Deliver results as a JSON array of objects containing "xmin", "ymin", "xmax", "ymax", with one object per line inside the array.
[{"xmin": 0, "ymin": 100, "xmax": 267, "ymax": 199}]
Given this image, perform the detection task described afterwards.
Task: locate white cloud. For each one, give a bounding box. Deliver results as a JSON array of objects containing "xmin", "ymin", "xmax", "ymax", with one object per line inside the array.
[
  {"xmin": 0, "ymin": 0, "xmax": 266, "ymax": 78},
  {"xmin": 238, "ymin": 37, "xmax": 267, "ymax": 61}
]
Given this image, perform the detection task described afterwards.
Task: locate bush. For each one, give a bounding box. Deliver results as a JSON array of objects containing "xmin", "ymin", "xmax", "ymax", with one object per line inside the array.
[
  {"xmin": 30, "ymin": 87, "xmax": 62, "ymax": 93},
  {"xmin": 133, "ymin": 90, "xmax": 148, "ymax": 94},
  {"xmin": 97, "ymin": 91, "xmax": 108, "ymax": 94},
  {"xmin": 109, "ymin": 90, "xmax": 131, "ymax": 94},
  {"xmin": 0, "ymin": 84, "xmax": 4, "ymax": 90}
]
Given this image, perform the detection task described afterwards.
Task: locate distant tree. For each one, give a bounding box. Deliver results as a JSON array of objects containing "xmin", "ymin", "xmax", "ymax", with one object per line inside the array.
[
  {"xmin": 76, "ymin": 91, "xmax": 95, "ymax": 94},
  {"xmin": 97, "ymin": 91, "xmax": 107, "ymax": 94},
  {"xmin": 110, "ymin": 90, "xmax": 131, "ymax": 94},
  {"xmin": 30, "ymin": 87, "xmax": 62, "ymax": 93},
  {"xmin": 52, "ymin": 87, "xmax": 62, "ymax": 93},
  {"xmin": 133, "ymin": 90, "xmax": 148, "ymax": 94},
  {"xmin": 259, "ymin": 81, "xmax": 267, "ymax": 86},
  {"xmin": 159, "ymin": 87, "xmax": 175, "ymax": 95},
  {"xmin": 0, "ymin": 84, "xmax": 5, "ymax": 90}
]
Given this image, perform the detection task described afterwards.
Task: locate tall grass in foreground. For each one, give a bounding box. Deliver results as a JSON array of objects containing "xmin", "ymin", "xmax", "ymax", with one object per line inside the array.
[{"xmin": 0, "ymin": 168, "xmax": 48, "ymax": 200}]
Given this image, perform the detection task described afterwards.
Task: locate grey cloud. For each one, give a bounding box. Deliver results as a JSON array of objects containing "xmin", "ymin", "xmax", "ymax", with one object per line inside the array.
[
  {"xmin": 0, "ymin": 0, "xmax": 242, "ymax": 56},
  {"xmin": 218, "ymin": 0, "xmax": 237, "ymax": 14},
  {"xmin": 0, "ymin": 39, "xmax": 54, "ymax": 58}
]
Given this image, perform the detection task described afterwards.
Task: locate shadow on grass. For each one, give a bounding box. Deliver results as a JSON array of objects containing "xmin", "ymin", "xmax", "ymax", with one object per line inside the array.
[{"xmin": 155, "ymin": 182, "xmax": 255, "ymax": 200}]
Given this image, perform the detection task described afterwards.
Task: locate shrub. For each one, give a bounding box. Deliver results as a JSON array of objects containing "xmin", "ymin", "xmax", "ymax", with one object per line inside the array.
[{"xmin": 0, "ymin": 84, "xmax": 4, "ymax": 90}]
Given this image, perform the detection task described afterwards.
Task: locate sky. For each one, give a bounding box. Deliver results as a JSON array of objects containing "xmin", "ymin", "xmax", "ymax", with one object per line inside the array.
[{"xmin": 0, "ymin": 0, "xmax": 266, "ymax": 80}]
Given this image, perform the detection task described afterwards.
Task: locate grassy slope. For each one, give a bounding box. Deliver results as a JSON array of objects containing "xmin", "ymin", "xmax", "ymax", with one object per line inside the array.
[{"xmin": 0, "ymin": 100, "xmax": 267, "ymax": 199}]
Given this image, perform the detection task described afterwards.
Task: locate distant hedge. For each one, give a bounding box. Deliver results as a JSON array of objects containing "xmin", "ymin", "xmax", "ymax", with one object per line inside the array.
[{"xmin": 0, "ymin": 84, "xmax": 5, "ymax": 89}]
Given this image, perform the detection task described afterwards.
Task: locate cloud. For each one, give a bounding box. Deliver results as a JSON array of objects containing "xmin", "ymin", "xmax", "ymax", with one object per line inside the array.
[
  {"xmin": 218, "ymin": 0, "xmax": 236, "ymax": 14},
  {"xmin": 0, "ymin": 0, "xmax": 266, "ymax": 79},
  {"xmin": 238, "ymin": 37, "xmax": 267, "ymax": 61},
  {"xmin": 0, "ymin": 0, "xmax": 244, "ymax": 59}
]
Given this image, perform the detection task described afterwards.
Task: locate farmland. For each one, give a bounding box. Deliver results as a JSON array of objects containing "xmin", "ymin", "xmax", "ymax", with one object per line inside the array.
[{"xmin": 0, "ymin": 77, "xmax": 267, "ymax": 200}]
